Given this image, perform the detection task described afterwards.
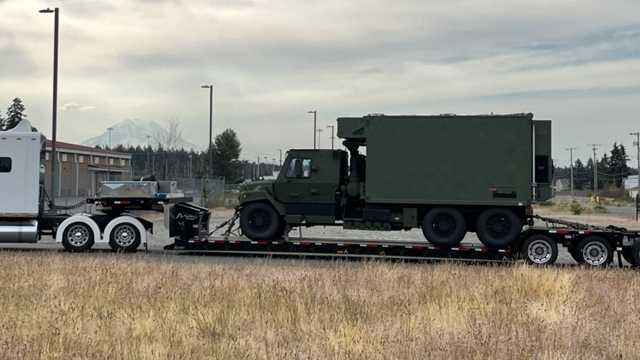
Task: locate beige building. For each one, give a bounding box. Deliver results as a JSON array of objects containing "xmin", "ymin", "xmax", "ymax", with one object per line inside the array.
[{"xmin": 44, "ymin": 141, "xmax": 132, "ymax": 197}]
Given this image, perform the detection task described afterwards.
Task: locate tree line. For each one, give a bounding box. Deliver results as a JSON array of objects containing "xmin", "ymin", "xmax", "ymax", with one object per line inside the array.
[{"xmin": 554, "ymin": 142, "xmax": 638, "ymax": 190}]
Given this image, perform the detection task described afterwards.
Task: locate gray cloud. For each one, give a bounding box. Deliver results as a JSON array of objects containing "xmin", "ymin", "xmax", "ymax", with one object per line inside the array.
[{"xmin": 0, "ymin": 0, "xmax": 638, "ymax": 166}]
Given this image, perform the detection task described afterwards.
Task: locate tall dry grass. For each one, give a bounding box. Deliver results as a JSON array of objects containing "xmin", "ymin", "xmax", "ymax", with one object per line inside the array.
[{"xmin": 0, "ymin": 252, "xmax": 637, "ymax": 360}]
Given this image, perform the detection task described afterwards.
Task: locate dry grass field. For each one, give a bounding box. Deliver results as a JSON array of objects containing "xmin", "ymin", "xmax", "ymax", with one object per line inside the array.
[{"xmin": 0, "ymin": 252, "xmax": 637, "ymax": 360}]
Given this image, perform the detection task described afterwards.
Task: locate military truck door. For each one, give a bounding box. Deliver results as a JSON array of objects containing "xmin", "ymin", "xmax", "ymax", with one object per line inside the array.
[{"xmin": 274, "ymin": 151, "xmax": 344, "ymax": 224}]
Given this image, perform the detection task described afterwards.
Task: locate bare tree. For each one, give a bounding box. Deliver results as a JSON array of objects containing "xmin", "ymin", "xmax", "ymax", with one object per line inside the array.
[{"xmin": 153, "ymin": 118, "xmax": 183, "ymax": 180}]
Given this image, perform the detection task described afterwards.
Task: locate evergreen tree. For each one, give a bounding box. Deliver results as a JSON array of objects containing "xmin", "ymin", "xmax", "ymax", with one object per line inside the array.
[
  {"xmin": 211, "ymin": 129, "xmax": 243, "ymax": 181},
  {"xmin": 4, "ymin": 98, "xmax": 27, "ymax": 130}
]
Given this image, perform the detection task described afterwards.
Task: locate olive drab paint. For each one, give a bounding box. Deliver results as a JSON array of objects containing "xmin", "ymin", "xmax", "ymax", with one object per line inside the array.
[{"xmin": 238, "ymin": 113, "xmax": 552, "ymax": 244}]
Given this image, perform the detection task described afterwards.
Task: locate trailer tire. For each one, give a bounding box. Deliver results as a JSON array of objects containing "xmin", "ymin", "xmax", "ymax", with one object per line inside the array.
[
  {"xmin": 522, "ymin": 235, "xmax": 558, "ymax": 265},
  {"xmin": 109, "ymin": 222, "xmax": 141, "ymax": 252},
  {"xmin": 240, "ymin": 202, "xmax": 281, "ymax": 241},
  {"xmin": 421, "ymin": 207, "xmax": 466, "ymax": 246},
  {"xmin": 576, "ymin": 236, "xmax": 613, "ymax": 267},
  {"xmin": 475, "ymin": 208, "xmax": 522, "ymax": 248},
  {"xmin": 568, "ymin": 246, "xmax": 581, "ymax": 263},
  {"xmin": 630, "ymin": 241, "xmax": 640, "ymax": 267},
  {"xmin": 62, "ymin": 222, "xmax": 94, "ymax": 252}
]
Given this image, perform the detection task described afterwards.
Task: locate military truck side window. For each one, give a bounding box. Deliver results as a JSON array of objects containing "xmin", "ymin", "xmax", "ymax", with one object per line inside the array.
[
  {"xmin": 0, "ymin": 157, "xmax": 11, "ymax": 173},
  {"xmin": 301, "ymin": 159, "xmax": 311, "ymax": 178},
  {"xmin": 285, "ymin": 159, "xmax": 299, "ymax": 178}
]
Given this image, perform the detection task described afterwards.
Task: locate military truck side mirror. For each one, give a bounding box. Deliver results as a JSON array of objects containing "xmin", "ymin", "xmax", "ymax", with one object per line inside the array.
[{"xmin": 295, "ymin": 160, "xmax": 303, "ymax": 178}]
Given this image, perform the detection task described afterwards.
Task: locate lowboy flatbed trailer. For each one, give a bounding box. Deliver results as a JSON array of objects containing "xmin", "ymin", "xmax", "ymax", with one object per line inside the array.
[{"xmin": 164, "ymin": 211, "xmax": 640, "ymax": 268}]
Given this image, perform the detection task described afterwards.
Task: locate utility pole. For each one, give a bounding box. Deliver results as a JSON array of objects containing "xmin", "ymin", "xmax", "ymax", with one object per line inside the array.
[
  {"xmin": 588, "ymin": 144, "xmax": 600, "ymax": 200},
  {"xmin": 278, "ymin": 149, "xmax": 282, "ymax": 167},
  {"xmin": 631, "ymin": 132, "xmax": 640, "ymax": 185},
  {"xmin": 565, "ymin": 147, "xmax": 577, "ymax": 198},
  {"xmin": 201, "ymin": 85, "xmax": 214, "ymax": 178}
]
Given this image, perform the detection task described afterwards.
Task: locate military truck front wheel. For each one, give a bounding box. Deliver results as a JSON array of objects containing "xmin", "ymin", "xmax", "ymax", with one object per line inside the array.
[
  {"xmin": 240, "ymin": 202, "xmax": 282, "ymax": 241},
  {"xmin": 475, "ymin": 208, "xmax": 522, "ymax": 248},
  {"xmin": 421, "ymin": 207, "xmax": 466, "ymax": 246}
]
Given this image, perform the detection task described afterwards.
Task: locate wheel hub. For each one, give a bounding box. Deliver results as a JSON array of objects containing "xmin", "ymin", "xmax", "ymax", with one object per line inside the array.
[
  {"xmin": 527, "ymin": 240, "xmax": 551, "ymax": 264},
  {"xmin": 438, "ymin": 221, "xmax": 450, "ymax": 232},
  {"xmin": 114, "ymin": 225, "xmax": 136, "ymax": 247},
  {"xmin": 582, "ymin": 242, "xmax": 607, "ymax": 265},
  {"xmin": 68, "ymin": 225, "xmax": 89, "ymax": 246}
]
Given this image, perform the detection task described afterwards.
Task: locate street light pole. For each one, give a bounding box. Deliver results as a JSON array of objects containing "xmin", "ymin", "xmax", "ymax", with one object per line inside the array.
[
  {"xmin": 107, "ymin": 127, "xmax": 113, "ymax": 149},
  {"xmin": 308, "ymin": 110, "xmax": 317, "ymax": 149},
  {"xmin": 146, "ymin": 135, "xmax": 151, "ymax": 174},
  {"xmin": 278, "ymin": 149, "xmax": 282, "ymax": 167},
  {"xmin": 201, "ymin": 85, "xmax": 213, "ymax": 178},
  {"xmin": 40, "ymin": 7, "xmax": 59, "ymax": 211},
  {"xmin": 326, "ymin": 125, "xmax": 335, "ymax": 150}
]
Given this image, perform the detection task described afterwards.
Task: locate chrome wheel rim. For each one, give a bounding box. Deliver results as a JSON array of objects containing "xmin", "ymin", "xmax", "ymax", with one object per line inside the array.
[
  {"xmin": 114, "ymin": 224, "xmax": 136, "ymax": 247},
  {"xmin": 67, "ymin": 224, "xmax": 90, "ymax": 247},
  {"xmin": 582, "ymin": 241, "xmax": 608, "ymax": 266},
  {"xmin": 527, "ymin": 239, "xmax": 552, "ymax": 264}
]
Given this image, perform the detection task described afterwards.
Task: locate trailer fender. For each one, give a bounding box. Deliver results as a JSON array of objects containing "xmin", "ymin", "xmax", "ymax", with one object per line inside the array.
[
  {"xmin": 55, "ymin": 215, "xmax": 101, "ymax": 244},
  {"xmin": 241, "ymin": 191, "xmax": 286, "ymax": 216},
  {"xmin": 103, "ymin": 216, "xmax": 148, "ymax": 246}
]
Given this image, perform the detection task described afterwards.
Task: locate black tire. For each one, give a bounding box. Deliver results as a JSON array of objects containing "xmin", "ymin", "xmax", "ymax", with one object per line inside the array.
[
  {"xmin": 109, "ymin": 222, "xmax": 141, "ymax": 252},
  {"xmin": 421, "ymin": 207, "xmax": 466, "ymax": 246},
  {"xmin": 630, "ymin": 241, "xmax": 640, "ymax": 267},
  {"xmin": 569, "ymin": 246, "xmax": 581, "ymax": 263},
  {"xmin": 522, "ymin": 235, "xmax": 558, "ymax": 265},
  {"xmin": 240, "ymin": 202, "xmax": 281, "ymax": 241},
  {"xmin": 575, "ymin": 236, "xmax": 613, "ymax": 267},
  {"xmin": 475, "ymin": 208, "xmax": 522, "ymax": 248},
  {"xmin": 62, "ymin": 222, "xmax": 94, "ymax": 252}
]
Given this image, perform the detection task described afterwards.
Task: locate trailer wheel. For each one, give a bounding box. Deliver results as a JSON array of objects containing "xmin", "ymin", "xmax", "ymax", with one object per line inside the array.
[
  {"xmin": 576, "ymin": 236, "xmax": 613, "ymax": 267},
  {"xmin": 522, "ymin": 235, "xmax": 558, "ymax": 265},
  {"xmin": 109, "ymin": 222, "xmax": 141, "ymax": 252},
  {"xmin": 568, "ymin": 246, "xmax": 581, "ymax": 264},
  {"xmin": 421, "ymin": 207, "xmax": 466, "ymax": 246},
  {"xmin": 240, "ymin": 202, "xmax": 281, "ymax": 241},
  {"xmin": 630, "ymin": 241, "xmax": 640, "ymax": 267},
  {"xmin": 475, "ymin": 208, "xmax": 522, "ymax": 248},
  {"xmin": 62, "ymin": 222, "xmax": 94, "ymax": 252}
]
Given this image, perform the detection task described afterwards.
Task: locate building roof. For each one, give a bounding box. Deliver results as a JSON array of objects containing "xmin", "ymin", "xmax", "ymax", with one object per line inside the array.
[{"xmin": 45, "ymin": 140, "xmax": 131, "ymax": 157}]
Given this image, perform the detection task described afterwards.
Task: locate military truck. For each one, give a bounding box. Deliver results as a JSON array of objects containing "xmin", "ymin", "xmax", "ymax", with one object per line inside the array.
[{"xmin": 238, "ymin": 113, "xmax": 552, "ymax": 248}]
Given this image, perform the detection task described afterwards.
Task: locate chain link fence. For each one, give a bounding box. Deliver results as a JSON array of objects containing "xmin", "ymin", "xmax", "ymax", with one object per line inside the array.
[{"xmin": 175, "ymin": 177, "xmax": 240, "ymax": 208}]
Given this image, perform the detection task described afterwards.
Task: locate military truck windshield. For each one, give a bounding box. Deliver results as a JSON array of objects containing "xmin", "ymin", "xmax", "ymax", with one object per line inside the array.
[{"xmin": 285, "ymin": 158, "xmax": 311, "ymax": 179}]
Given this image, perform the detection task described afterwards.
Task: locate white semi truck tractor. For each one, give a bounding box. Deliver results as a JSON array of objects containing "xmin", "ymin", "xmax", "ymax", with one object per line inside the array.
[{"xmin": 0, "ymin": 120, "xmax": 210, "ymax": 251}]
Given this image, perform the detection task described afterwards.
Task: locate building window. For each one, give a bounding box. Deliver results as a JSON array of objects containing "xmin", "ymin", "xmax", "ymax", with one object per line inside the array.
[
  {"xmin": 0, "ymin": 157, "xmax": 11, "ymax": 173},
  {"xmin": 94, "ymin": 156, "xmax": 100, "ymax": 164},
  {"xmin": 45, "ymin": 153, "xmax": 50, "ymax": 161},
  {"xmin": 78, "ymin": 155, "xmax": 84, "ymax": 163},
  {"xmin": 62, "ymin": 154, "xmax": 68, "ymax": 162},
  {"xmin": 120, "ymin": 159, "xmax": 125, "ymax": 166},
  {"xmin": 109, "ymin": 158, "xmax": 114, "ymax": 165}
]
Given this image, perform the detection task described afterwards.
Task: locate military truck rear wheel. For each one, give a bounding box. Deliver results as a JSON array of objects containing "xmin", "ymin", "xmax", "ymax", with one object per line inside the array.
[
  {"xmin": 421, "ymin": 207, "xmax": 466, "ymax": 246},
  {"xmin": 475, "ymin": 208, "xmax": 522, "ymax": 248},
  {"xmin": 240, "ymin": 202, "xmax": 281, "ymax": 241}
]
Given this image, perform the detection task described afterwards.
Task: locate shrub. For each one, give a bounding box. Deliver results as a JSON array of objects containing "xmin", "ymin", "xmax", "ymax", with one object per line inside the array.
[{"xmin": 570, "ymin": 201, "xmax": 584, "ymax": 215}]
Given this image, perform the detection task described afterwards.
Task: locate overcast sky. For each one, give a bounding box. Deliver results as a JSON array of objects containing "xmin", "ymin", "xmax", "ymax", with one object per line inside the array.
[{"xmin": 1, "ymin": 0, "xmax": 638, "ymax": 165}]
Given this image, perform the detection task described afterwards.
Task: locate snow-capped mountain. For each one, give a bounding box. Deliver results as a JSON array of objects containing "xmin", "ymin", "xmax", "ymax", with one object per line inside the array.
[{"xmin": 82, "ymin": 119, "xmax": 202, "ymax": 151}]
